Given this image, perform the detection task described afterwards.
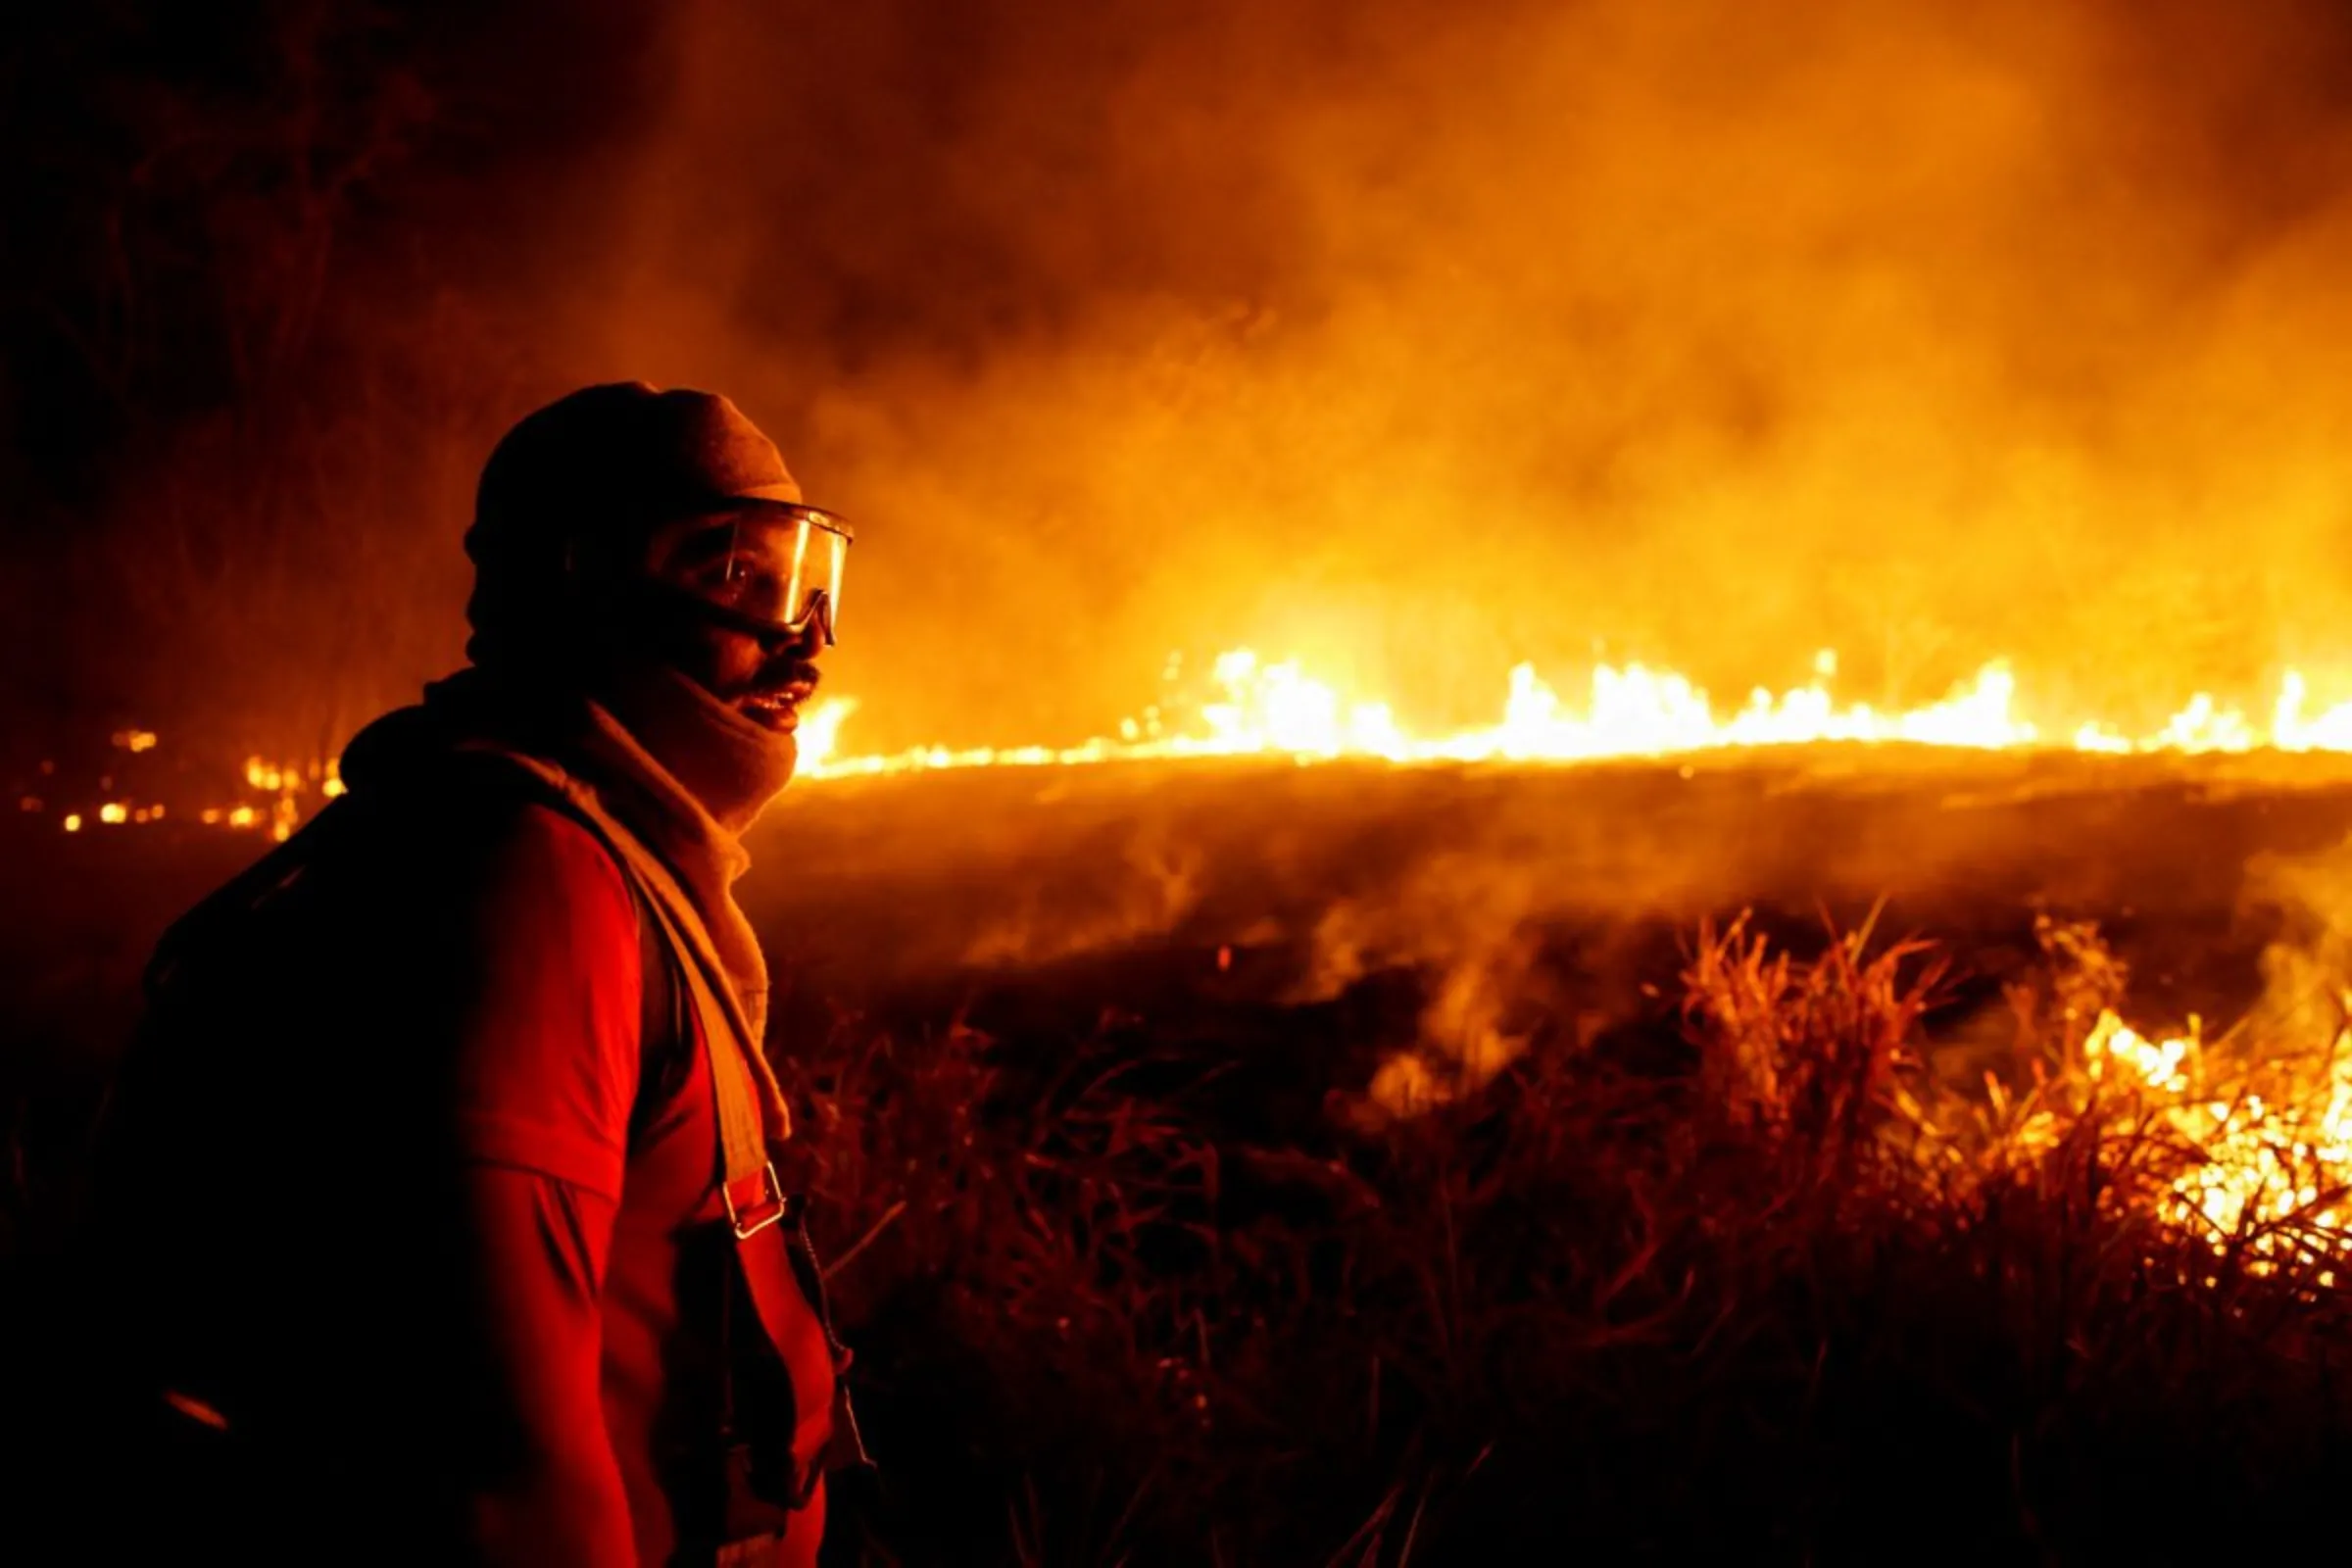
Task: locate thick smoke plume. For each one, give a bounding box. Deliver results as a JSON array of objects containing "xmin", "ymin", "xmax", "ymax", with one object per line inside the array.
[
  {"xmin": 12, "ymin": 0, "xmax": 2352, "ymax": 760},
  {"xmin": 584, "ymin": 0, "xmax": 2352, "ymax": 751}
]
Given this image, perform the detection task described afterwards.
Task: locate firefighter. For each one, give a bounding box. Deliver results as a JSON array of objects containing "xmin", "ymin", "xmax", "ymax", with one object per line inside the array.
[{"xmin": 91, "ymin": 383, "xmax": 860, "ymax": 1565}]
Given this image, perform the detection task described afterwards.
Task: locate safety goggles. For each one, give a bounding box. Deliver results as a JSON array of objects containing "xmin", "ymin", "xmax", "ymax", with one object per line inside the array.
[{"xmin": 644, "ymin": 504, "xmax": 854, "ymax": 645}]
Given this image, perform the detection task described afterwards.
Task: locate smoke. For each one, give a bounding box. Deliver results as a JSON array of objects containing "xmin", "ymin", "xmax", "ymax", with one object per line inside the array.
[
  {"xmin": 2243, "ymin": 832, "xmax": 2352, "ymax": 1051},
  {"xmin": 565, "ymin": 0, "xmax": 2352, "ymax": 753},
  {"xmin": 961, "ymin": 818, "xmax": 1202, "ymax": 970},
  {"xmin": 1288, "ymin": 848, "xmax": 1557, "ymax": 1122},
  {"xmin": 15, "ymin": 0, "xmax": 2352, "ymax": 761}
]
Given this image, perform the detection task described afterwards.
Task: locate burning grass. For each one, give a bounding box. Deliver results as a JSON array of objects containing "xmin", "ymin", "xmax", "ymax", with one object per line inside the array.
[
  {"xmin": 14, "ymin": 760, "xmax": 2352, "ymax": 1561},
  {"xmin": 783, "ymin": 910, "xmax": 2352, "ymax": 1563}
]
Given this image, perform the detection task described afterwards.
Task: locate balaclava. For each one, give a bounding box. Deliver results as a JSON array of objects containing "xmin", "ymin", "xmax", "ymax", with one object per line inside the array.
[{"xmin": 464, "ymin": 380, "xmax": 809, "ymax": 829}]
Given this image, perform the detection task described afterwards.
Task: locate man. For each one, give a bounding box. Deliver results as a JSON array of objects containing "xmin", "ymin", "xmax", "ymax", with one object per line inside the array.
[{"xmin": 92, "ymin": 383, "xmax": 858, "ymax": 1565}]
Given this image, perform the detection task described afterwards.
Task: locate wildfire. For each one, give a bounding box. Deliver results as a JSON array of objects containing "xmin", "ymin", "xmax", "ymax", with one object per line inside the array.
[
  {"xmin": 796, "ymin": 648, "xmax": 2352, "ymax": 779},
  {"xmin": 2074, "ymin": 1008, "xmax": 2352, "ymax": 1275},
  {"xmin": 33, "ymin": 748, "xmax": 338, "ymax": 842},
  {"xmin": 44, "ymin": 648, "xmax": 2352, "ymax": 833},
  {"xmin": 36, "ymin": 645, "xmax": 2352, "ymax": 1285}
]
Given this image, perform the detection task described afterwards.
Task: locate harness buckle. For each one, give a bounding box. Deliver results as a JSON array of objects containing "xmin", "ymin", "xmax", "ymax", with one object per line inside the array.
[{"xmin": 722, "ymin": 1161, "xmax": 788, "ymax": 1240}]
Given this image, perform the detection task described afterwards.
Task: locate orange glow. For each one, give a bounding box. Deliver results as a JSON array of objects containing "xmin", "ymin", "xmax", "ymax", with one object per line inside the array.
[
  {"xmin": 44, "ymin": 653, "xmax": 2352, "ymax": 1280},
  {"xmin": 796, "ymin": 649, "xmax": 2352, "ymax": 780},
  {"xmin": 2077, "ymin": 1008, "xmax": 2352, "ymax": 1270},
  {"xmin": 59, "ymin": 653, "xmax": 2352, "ymax": 833}
]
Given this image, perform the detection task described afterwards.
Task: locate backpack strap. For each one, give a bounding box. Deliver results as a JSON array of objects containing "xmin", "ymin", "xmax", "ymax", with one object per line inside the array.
[
  {"xmin": 628, "ymin": 878, "xmax": 696, "ymax": 1138},
  {"xmin": 634, "ymin": 870, "xmax": 792, "ymax": 1231},
  {"xmin": 452, "ymin": 746, "xmax": 870, "ymax": 1486},
  {"xmin": 450, "ymin": 746, "xmax": 789, "ymax": 1212}
]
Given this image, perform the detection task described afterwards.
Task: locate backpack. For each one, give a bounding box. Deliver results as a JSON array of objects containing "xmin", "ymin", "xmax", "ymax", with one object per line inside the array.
[{"xmin": 85, "ymin": 752, "xmax": 863, "ymax": 1544}]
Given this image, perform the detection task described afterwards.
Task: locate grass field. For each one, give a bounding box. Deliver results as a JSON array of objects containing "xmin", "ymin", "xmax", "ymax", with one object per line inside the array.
[{"xmin": 13, "ymin": 747, "xmax": 2352, "ymax": 1562}]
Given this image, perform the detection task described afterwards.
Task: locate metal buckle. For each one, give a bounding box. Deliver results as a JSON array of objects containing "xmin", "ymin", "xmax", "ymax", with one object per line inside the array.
[{"xmin": 722, "ymin": 1161, "xmax": 788, "ymax": 1240}]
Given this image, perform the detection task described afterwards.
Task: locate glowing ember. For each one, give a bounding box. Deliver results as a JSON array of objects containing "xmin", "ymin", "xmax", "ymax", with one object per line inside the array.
[
  {"xmin": 2085, "ymin": 1010, "xmax": 2191, "ymax": 1095},
  {"xmin": 2079, "ymin": 1007, "xmax": 2352, "ymax": 1270}
]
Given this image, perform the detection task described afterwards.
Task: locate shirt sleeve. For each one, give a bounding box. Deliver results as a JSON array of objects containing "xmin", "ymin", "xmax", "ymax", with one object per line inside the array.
[
  {"xmin": 431, "ymin": 801, "xmax": 645, "ymax": 1201},
  {"xmin": 452, "ymin": 1165, "xmax": 636, "ymax": 1568}
]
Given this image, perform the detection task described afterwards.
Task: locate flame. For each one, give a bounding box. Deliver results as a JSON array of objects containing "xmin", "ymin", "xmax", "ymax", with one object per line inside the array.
[
  {"xmin": 43, "ymin": 645, "xmax": 2352, "ymax": 1283},
  {"xmin": 2080, "ymin": 1008, "xmax": 2352, "ymax": 1269},
  {"xmin": 795, "ymin": 651, "xmax": 2352, "ymax": 1282},
  {"xmin": 799, "ymin": 649, "xmax": 2352, "ymax": 780},
  {"xmin": 2085, "ymin": 1011, "xmax": 2191, "ymax": 1095},
  {"xmin": 54, "ymin": 648, "xmax": 2352, "ymax": 831},
  {"xmin": 790, "ymin": 696, "xmax": 857, "ymax": 777}
]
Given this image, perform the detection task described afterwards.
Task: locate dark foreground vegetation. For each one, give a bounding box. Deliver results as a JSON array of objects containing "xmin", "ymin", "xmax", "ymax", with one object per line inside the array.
[
  {"xmin": 789, "ymin": 923, "xmax": 2352, "ymax": 1563},
  {"xmin": 13, "ymin": 754, "xmax": 2352, "ymax": 1562}
]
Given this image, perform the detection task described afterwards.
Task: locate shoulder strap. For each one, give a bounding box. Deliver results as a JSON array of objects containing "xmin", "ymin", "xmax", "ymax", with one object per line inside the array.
[
  {"xmin": 452, "ymin": 746, "xmax": 790, "ymax": 1229},
  {"xmin": 629, "ymin": 878, "xmax": 695, "ymax": 1135},
  {"xmin": 458, "ymin": 745, "xmax": 873, "ymax": 1486}
]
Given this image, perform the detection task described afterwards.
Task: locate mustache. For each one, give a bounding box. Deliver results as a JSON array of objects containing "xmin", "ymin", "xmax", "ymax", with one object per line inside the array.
[{"xmin": 744, "ymin": 659, "xmax": 822, "ymax": 699}]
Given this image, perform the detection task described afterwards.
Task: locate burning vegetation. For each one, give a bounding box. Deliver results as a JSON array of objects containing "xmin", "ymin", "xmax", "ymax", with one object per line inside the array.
[
  {"xmin": 736, "ymin": 795, "xmax": 2352, "ymax": 1558},
  {"xmin": 662, "ymin": 743, "xmax": 2352, "ymax": 1556},
  {"xmin": 20, "ymin": 718, "xmax": 2352, "ymax": 1552},
  {"xmin": 33, "ymin": 639, "xmax": 2352, "ymax": 1303},
  {"xmin": 20, "ymin": 0, "xmax": 2352, "ymax": 1556},
  {"xmin": 45, "ymin": 641, "xmax": 2352, "ymax": 833}
]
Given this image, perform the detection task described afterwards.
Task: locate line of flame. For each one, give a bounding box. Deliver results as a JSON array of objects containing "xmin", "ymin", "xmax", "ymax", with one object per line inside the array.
[
  {"xmin": 52, "ymin": 648, "xmax": 2352, "ymax": 834},
  {"xmin": 797, "ymin": 648, "xmax": 2352, "ymax": 779}
]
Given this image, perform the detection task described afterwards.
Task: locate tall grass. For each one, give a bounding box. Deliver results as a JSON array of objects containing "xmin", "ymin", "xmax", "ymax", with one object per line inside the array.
[{"xmin": 785, "ymin": 915, "xmax": 2352, "ymax": 1565}]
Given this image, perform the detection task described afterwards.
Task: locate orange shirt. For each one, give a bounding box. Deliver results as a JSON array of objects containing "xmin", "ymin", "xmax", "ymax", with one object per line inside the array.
[
  {"xmin": 113, "ymin": 786, "xmax": 835, "ymax": 1565},
  {"xmin": 437, "ymin": 800, "xmax": 837, "ymax": 1567}
]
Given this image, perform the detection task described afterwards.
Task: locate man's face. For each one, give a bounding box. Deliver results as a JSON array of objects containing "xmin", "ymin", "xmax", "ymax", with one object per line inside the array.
[
  {"xmin": 631, "ymin": 511, "xmax": 829, "ymax": 734},
  {"xmin": 673, "ymin": 612, "xmax": 825, "ymax": 733}
]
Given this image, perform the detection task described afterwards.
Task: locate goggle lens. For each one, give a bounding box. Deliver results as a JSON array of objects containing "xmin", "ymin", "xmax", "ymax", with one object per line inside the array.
[{"xmin": 650, "ymin": 507, "xmax": 852, "ymax": 643}]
